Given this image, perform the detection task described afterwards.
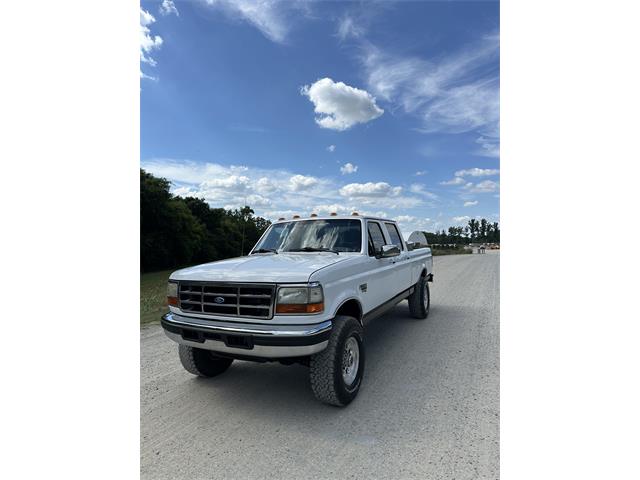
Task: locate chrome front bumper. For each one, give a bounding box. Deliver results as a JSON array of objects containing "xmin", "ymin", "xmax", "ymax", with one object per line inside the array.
[{"xmin": 161, "ymin": 313, "xmax": 332, "ymax": 359}]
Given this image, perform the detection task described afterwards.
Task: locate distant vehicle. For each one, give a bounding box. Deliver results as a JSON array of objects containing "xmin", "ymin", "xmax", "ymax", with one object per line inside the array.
[{"xmin": 161, "ymin": 215, "xmax": 433, "ymax": 406}]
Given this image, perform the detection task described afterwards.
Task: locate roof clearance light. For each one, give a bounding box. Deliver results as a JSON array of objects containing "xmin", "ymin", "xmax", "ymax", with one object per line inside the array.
[
  {"xmin": 277, "ymin": 217, "xmax": 285, "ymax": 221},
  {"xmin": 351, "ymin": 212, "xmax": 359, "ymax": 216},
  {"xmin": 292, "ymin": 215, "xmax": 300, "ymax": 219},
  {"xmin": 310, "ymin": 213, "xmax": 318, "ymax": 217},
  {"xmin": 330, "ymin": 212, "xmax": 338, "ymax": 216}
]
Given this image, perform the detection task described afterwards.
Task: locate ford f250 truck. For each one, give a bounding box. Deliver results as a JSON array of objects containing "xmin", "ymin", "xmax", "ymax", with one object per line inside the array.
[{"xmin": 161, "ymin": 214, "xmax": 433, "ymax": 406}]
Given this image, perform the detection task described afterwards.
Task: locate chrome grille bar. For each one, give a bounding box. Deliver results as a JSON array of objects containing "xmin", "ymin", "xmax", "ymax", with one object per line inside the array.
[{"xmin": 178, "ymin": 282, "xmax": 275, "ymax": 319}]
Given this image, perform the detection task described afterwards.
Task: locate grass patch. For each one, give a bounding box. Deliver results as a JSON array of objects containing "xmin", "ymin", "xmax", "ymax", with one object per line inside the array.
[
  {"xmin": 431, "ymin": 248, "xmax": 473, "ymax": 256},
  {"xmin": 140, "ymin": 269, "xmax": 173, "ymax": 324}
]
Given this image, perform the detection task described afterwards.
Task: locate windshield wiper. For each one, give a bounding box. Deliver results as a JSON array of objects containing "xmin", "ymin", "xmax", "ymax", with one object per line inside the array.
[
  {"xmin": 287, "ymin": 246, "xmax": 339, "ymax": 255},
  {"xmin": 252, "ymin": 248, "xmax": 278, "ymax": 254}
]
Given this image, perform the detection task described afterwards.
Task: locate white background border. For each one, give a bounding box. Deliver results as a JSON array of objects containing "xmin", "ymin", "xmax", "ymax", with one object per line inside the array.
[
  {"xmin": 1, "ymin": 0, "xmax": 639, "ymax": 478},
  {"xmin": 502, "ymin": 0, "xmax": 639, "ymax": 478}
]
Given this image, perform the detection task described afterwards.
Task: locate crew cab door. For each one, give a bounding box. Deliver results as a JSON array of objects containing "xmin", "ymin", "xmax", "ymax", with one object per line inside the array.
[
  {"xmin": 361, "ymin": 220, "xmax": 397, "ymax": 314},
  {"xmin": 383, "ymin": 222, "xmax": 413, "ymax": 292}
]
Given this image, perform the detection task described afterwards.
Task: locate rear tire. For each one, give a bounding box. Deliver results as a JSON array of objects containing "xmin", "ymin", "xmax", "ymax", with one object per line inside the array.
[
  {"xmin": 408, "ymin": 275, "xmax": 430, "ymax": 319},
  {"xmin": 309, "ymin": 316, "xmax": 365, "ymax": 407},
  {"xmin": 178, "ymin": 345, "xmax": 233, "ymax": 377}
]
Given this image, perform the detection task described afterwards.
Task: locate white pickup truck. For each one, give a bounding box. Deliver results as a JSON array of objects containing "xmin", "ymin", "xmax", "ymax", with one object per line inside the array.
[{"xmin": 162, "ymin": 214, "xmax": 433, "ymax": 406}]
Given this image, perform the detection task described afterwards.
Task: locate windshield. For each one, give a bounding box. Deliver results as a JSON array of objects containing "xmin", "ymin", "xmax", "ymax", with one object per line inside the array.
[{"xmin": 252, "ymin": 219, "xmax": 362, "ymax": 253}]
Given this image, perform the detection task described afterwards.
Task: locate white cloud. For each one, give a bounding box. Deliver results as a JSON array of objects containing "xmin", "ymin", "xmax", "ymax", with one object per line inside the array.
[
  {"xmin": 312, "ymin": 204, "xmax": 351, "ymax": 215},
  {"xmin": 204, "ymin": 0, "xmax": 304, "ymax": 44},
  {"xmin": 414, "ymin": 170, "xmax": 427, "ymax": 176},
  {"xmin": 440, "ymin": 177, "xmax": 465, "ymax": 186},
  {"xmin": 140, "ymin": 8, "xmax": 163, "ymax": 72},
  {"xmin": 464, "ymin": 200, "xmax": 479, "ymax": 207},
  {"xmin": 362, "ymin": 33, "xmax": 499, "ymax": 136},
  {"xmin": 454, "ymin": 168, "xmax": 499, "ymax": 177},
  {"xmin": 140, "ymin": 70, "xmax": 157, "ymax": 81},
  {"xmin": 463, "ymin": 180, "xmax": 499, "ymax": 193},
  {"xmin": 141, "ymin": 159, "xmax": 429, "ymax": 223},
  {"xmin": 289, "ymin": 174, "xmax": 318, "ymax": 191},
  {"xmin": 339, "ymin": 182, "xmax": 402, "ymax": 198},
  {"xmin": 395, "ymin": 215, "xmax": 434, "ymax": 238},
  {"xmin": 140, "ymin": 8, "xmax": 155, "ymax": 27},
  {"xmin": 140, "ymin": 160, "xmax": 248, "ymax": 184},
  {"xmin": 327, "ymin": 144, "xmax": 336, "ymax": 152},
  {"xmin": 453, "ymin": 215, "xmax": 471, "ymax": 223},
  {"xmin": 409, "ymin": 183, "xmax": 437, "ymax": 200},
  {"xmin": 201, "ymin": 175, "xmax": 250, "ymax": 191},
  {"xmin": 245, "ymin": 194, "xmax": 271, "ymax": 207},
  {"xmin": 300, "ymin": 78, "xmax": 384, "ymax": 131},
  {"xmin": 336, "ymin": 15, "xmax": 364, "ymax": 41},
  {"xmin": 255, "ymin": 177, "xmax": 277, "ymax": 194},
  {"xmin": 340, "ymin": 162, "xmax": 358, "ymax": 175},
  {"xmin": 395, "ymin": 215, "xmax": 416, "ymax": 223},
  {"xmin": 476, "ymin": 135, "xmax": 500, "ymax": 158},
  {"xmin": 420, "ymin": 79, "xmax": 499, "ymax": 134},
  {"xmin": 159, "ymin": 0, "xmax": 179, "ymax": 16}
]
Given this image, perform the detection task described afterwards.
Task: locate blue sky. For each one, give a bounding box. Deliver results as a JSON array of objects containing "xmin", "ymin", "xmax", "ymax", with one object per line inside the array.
[{"xmin": 140, "ymin": 0, "xmax": 499, "ymax": 235}]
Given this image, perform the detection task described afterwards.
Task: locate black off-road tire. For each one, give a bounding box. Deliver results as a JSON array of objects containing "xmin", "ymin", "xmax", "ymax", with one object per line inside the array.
[
  {"xmin": 309, "ymin": 315, "xmax": 365, "ymax": 407},
  {"xmin": 178, "ymin": 345, "xmax": 233, "ymax": 377},
  {"xmin": 408, "ymin": 275, "xmax": 430, "ymax": 319}
]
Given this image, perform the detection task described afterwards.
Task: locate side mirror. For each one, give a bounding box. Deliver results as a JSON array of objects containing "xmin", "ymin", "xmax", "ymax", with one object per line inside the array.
[
  {"xmin": 406, "ymin": 241, "xmax": 416, "ymax": 251},
  {"xmin": 379, "ymin": 244, "xmax": 400, "ymax": 258}
]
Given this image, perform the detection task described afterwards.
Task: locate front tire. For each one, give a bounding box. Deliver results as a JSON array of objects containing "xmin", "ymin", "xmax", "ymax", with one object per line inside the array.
[
  {"xmin": 408, "ymin": 275, "xmax": 430, "ymax": 319},
  {"xmin": 309, "ymin": 316, "xmax": 365, "ymax": 407},
  {"xmin": 178, "ymin": 345, "xmax": 233, "ymax": 377}
]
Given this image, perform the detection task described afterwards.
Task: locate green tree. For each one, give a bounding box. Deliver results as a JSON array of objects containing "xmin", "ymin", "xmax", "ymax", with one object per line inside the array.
[
  {"xmin": 140, "ymin": 169, "xmax": 206, "ymax": 271},
  {"xmin": 480, "ymin": 218, "xmax": 488, "ymax": 241},
  {"xmin": 141, "ymin": 169, "xmax": 272, "ymax": 271},
  {"xmin": 468, "ymin": 219, "xmax": 479, "ymax": 241}
]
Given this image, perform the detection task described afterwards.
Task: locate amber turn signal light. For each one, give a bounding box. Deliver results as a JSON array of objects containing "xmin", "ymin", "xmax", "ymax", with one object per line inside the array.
[
  {"xmin": 167, "ymin": 296, "xmax": 178, "ymax": 306},
  {"xmin": 276, "ymin": 303, "xmax": 324, "ymax": 314}
]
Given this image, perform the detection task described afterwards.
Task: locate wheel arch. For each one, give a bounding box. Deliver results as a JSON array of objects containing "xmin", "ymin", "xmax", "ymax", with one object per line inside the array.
[
  {"xmin": 334, "ymin": 298, "xmax": 364, "ymax": 325},
  {"xmin": 420, "ymin": 267, "xmax": 434, "ymax": 282}
]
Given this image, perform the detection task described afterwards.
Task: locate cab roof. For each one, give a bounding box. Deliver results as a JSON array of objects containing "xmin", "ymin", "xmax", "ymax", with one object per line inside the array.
[{"xmin": 272, "ymin": 214, "xmax": 396, "ymax": 224}]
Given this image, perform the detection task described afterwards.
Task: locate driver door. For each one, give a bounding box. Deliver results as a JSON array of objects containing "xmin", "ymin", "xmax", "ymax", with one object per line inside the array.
[{"xmin": 361, "ymin": 221, "xmax": 397, "ymax": 314}]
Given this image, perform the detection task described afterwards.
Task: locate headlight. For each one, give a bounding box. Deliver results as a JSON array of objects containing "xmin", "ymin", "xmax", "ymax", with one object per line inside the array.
[
  {"xmin": 277, "ymin": 287, "xmax": 309, "ymax": 304},
  {"xmin": 276, "ymin": 284, "xmax": 324, "ymax": 314},
  {"xmin": 167, "ymin": 281, "xmax": 178, "ymax": 306}
]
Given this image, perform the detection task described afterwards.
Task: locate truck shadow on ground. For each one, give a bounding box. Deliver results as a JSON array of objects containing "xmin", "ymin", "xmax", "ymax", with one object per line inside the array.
[{"xmin": 183, "ymin": 301, "xmax": 469, "ymax": 428}]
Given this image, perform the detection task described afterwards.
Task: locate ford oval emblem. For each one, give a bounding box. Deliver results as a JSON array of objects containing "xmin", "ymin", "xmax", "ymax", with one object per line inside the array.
[{"xmin": 214, "ymin": 296, "xmax": 225, "ymax": 304}]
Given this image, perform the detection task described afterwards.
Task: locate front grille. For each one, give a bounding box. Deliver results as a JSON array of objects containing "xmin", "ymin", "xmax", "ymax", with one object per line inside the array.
[{"xmin": 178, "ymin": 282, "xmax": 275, "ymax": 319}]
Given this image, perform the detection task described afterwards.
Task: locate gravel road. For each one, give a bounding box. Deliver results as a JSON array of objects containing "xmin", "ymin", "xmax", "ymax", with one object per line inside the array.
[{"xmin": 141, "ymin": 252, "xmax": 499, "ymax": 479}]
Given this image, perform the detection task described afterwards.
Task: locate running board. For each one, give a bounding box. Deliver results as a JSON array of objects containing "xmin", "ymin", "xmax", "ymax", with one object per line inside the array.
[{"xmin": 362, "ymin": 286, "xmax": 414, "ymax": 324}]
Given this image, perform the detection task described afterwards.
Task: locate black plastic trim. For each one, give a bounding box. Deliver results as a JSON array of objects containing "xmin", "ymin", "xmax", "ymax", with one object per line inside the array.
[{"xmin": 362, "ymin": 286, "xmax": 414, "ymax": 323}]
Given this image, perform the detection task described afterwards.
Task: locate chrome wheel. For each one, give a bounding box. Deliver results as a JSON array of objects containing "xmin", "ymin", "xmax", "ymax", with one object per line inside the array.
[{"xmin": 342, "ymin": 336, "xmax": 360, "ymax": 386}]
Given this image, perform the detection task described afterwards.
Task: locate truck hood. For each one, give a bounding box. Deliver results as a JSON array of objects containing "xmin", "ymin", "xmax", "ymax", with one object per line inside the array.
[{"xmin": 170, "ymin": 253, "xmax": 352, "ymax": 283}]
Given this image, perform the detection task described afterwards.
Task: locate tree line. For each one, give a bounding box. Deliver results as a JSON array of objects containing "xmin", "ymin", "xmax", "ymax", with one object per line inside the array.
[
  {"xmin": 141, "ymin": 168, "xmax": 499, "ymax": 271},
  {"xmin": 423, "ymin": 218, "xmax": 500, "ymax": 246},
  {"xmin": 141, "ymin": 169, "xmax": 271, "ymax": 272}
]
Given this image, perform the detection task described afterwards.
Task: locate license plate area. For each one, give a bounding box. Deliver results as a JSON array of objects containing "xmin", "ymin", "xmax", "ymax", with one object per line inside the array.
[
  {"xmin": 181, "ymin": 329, "xmax": 204, "ymax": 343},
  {"xmin": 223, "ymin": 334, "xmax": 254, "ymax": 350},
  {"xmin": 178, "ymin": 327, "xmax": 254, "ymax": 350}
]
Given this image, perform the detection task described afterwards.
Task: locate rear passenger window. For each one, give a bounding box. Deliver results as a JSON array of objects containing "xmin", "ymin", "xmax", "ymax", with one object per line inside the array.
[
  {"xmin": 385, "ymin": 223, "xmax": 404, "ymax": 250},
  {"xmin": 367, "ymin": 222, "xmax": 386, "ymax": 256}
]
